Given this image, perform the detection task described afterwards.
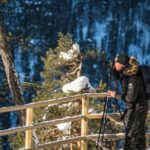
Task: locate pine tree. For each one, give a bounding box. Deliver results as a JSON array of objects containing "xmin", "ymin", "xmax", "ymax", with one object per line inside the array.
[{"xmin": 32, "ymin": 33, "xmax": 83, "ymax": 149}]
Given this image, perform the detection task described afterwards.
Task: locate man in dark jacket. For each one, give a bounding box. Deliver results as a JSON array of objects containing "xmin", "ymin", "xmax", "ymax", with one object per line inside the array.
[{"xmin": 107, "ymin": 53, "xmax": 149, "ymax": 150}]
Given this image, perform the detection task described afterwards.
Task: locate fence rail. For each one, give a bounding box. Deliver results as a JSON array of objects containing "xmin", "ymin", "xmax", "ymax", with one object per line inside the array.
[
  {"xmin": 0, "ymin": 115, "xmax": 85, "ymax": 136},
  {"xmin": 0, "ymin": 93, "xmax": 106, "ymax": 113},
  {"xmin": 0, "ymin": 92, "xmax": 149, "ymax": 150}
]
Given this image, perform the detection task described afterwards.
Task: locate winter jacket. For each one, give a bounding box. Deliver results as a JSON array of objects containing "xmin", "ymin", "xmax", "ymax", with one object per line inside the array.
[
  {"xmin": 117, "ymin": 57, "xmax": 147, "ymax": 109},
  {"xmin": 114, "ymin": 57, "xmax": 148, "ymax": 150}
]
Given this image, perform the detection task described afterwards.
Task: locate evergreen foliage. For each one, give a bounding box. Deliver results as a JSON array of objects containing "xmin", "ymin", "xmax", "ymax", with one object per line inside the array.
[
  {"xmin": 32, "ymin": 33, "xmax": 83, "ymax": 149},
  {"xmin": 30, "ymin": 33, "xmax": 122, "ymax": 149}
]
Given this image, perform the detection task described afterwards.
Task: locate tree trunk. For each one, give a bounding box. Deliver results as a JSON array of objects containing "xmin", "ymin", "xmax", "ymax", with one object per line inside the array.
[
  {"xmin": 0, "ymin": 24, "xmax": 24, "ymax": 105},
  {"xmin": 0, "ymin": 19, "xmax": 25, "ymax": 124}
]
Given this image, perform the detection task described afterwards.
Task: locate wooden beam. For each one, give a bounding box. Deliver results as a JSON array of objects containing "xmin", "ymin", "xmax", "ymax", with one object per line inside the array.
[
  {"xmin": 86, "ymin": 113, "xmax": 124, "ymax": 126},
  {"xmin": 81, "ymin": 97, "xmax": 89, "ymax": 150},
  {"xmin": 25, "ymin": 108, "xmax": 33, "ymax": 148},
  {"xmin": 0, "ymin": 111, "xmax": 150, "ymax": 137},
  {"xmin": 86, "ymin": 132, "xmax": 150, "ymax": 140},
  {"xmin": 86, "ymin": 133, "xmax": 125, "ymax": 140},
  {"xmin": 0, "ymin": 93, "xmax": 106, "ymax": 113},
  {"xmin": 0, "ymin": 115, "xmax": 84, "ymax": 136},
  {"xmin": 19, "ymin": 136, "xmax": 85, "ymax": 150},
  {"xmin": 86, "ymin": 112, "xmax": 121, "ymax": 119},
  {"xmin": 1, "ymin": 111, "xmax": 150, "ymax": 137}
]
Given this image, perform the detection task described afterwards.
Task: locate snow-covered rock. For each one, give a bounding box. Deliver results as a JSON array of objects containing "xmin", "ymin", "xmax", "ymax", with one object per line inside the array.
[
  {"xmin": 62, "ymin": 76, "xmax": 94, "ymax": 93},
  {"xmin": 59, "ymin": 43, "xmax": 80, "ymax": 61}
]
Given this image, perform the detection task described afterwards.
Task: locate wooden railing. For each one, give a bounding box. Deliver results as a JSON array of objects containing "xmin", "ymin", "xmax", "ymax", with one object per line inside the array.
[{"xmin": 0, "ymin": 93, "xmax": 149, "ymax": 150}]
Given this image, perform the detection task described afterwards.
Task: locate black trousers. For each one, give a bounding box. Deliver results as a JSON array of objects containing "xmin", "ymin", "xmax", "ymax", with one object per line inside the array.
[{"xmin": 124, "ymin": 103, "xmax": 148, "ymax": 150}]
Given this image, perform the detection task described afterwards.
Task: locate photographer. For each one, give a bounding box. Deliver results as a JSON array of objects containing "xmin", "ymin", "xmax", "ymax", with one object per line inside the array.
[{"xmin": 107, "ymin": 52, "xmax": 148, "ymax": 150}]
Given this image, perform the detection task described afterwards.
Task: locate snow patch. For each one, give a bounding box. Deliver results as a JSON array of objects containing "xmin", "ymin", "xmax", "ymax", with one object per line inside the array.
[
  {"xmin": 56, "ymin": 122, "xmax": 71, "ymax": 134},
  {"xmin": 42, "ymin": 114, "xmax": 46, "ymax": 120},
  {"xmin": 62, "ymin": 76, "xmax": 94, "ymax": 93},
  {"xmin": 59, "ymin": 43, "xmax": 80, "ymax": 61}
]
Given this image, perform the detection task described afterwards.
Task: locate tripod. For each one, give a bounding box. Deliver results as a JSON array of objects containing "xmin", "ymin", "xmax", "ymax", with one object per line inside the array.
[{"xmin": 96, "ymin": 67, "xmax": 126, "ymax": 150}]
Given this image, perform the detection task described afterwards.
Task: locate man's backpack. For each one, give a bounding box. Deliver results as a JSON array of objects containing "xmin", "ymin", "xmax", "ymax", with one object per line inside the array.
[{"xmin": 140, "ymin": 65, "xmax": 150, "ymax": 99}]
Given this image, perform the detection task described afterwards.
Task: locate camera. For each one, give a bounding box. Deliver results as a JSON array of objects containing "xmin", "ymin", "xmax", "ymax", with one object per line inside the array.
[
  {"xmin": 103, "ymin": 60, "xmax": 115, "ymax": 72},
  {"xmin": 103, "ymin": 60, "xmax": 120, "ymax": 80}
]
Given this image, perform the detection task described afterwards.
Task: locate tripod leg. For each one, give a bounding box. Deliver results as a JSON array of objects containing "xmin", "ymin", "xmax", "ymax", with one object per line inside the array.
[
  {"xmin": 114, "ymin": 99, "xmax": 126, "ymax": 128},
  {"xmin": 96, "ymin": 97, "xmax": 108, "ymax": 150}
]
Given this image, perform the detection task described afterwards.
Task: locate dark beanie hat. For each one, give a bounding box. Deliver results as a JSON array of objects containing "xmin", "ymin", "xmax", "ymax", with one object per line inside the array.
[{"xmin": 115, "ymin": 52, "xmax": 129, "ymax": 65}]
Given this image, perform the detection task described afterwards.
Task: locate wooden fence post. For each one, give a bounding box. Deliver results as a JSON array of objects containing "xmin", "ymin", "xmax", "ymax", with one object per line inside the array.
[
  {"xmin": 81, "ymin": 97, "xmax": 89, "ymax": 150},
  {"xmin": 25, "ymin": 108, "xmax": 33, "ymax": 148}
]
